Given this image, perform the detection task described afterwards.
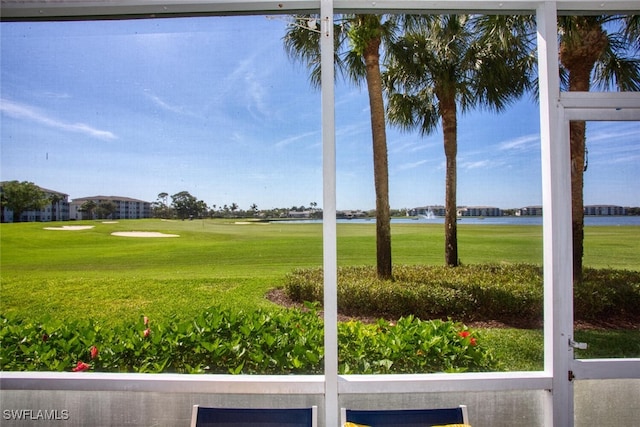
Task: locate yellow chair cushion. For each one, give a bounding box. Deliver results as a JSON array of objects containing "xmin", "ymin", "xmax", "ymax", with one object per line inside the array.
[{"xmin": 345, "ymin": 422, "xmax": 469, "ymax": 427}]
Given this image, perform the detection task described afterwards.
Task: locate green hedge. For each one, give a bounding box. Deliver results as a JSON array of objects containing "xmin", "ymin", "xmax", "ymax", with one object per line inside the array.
[
  {"xmin": 1, "ymin": 307, "xmax": 497, "ymax": 374},
  {"xmin": 284, "ymin": 264, "xmax": 640, "ymax": 323}
]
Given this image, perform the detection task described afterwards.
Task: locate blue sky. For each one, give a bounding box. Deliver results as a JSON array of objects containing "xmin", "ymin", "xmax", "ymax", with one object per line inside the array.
[{"xmin": 1, "ymin": 15, "xmax": 638, "ymax": 211}]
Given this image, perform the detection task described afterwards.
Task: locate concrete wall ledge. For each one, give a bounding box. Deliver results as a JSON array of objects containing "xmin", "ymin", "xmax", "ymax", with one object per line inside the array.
[
  {"xmin": 0, "ymin": 372, "xmax": 325, "ymax": 394},
  {"xmin": 1, "ymin": 371, "xmax": 551, "ymax": 394}
]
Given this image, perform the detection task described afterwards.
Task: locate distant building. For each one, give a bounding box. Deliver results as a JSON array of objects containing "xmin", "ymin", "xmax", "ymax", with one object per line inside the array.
[
  {"xmin": 0, "ymin": 182, "xmax": 69, "ymax": 223},
  {"xmin": 584, "ymin": 205, "xmax": 626, "ymax": 216},
  {"xmin": 408, "ymin": 205, "xmax": 446, "ymax": 217},
  {"xmin": 516, "ymin": 206, "xmax": 543, "ymax": 216},
  {"xmin": 337, "ymin": 210, "xmax": 367, "ymax": 219},
  {"xmin": 287, "ymin": 210, "xmax": 312, "ymax": 219},
  {"xmin": 70, "ymin": 196, "xmax": 151, "ymax": 220},
  {"xmin": 457, "ymin": 206, "xmax": 502, "ymax": 217}
]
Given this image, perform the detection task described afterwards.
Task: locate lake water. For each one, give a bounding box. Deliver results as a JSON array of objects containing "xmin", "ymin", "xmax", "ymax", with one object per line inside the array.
[
  {"xmin": 391, "ymin": 215, "xmax": 640, "ymax": 226},
  {"xmin": 291, "ymin": 216, "xmax": 640, "ymax": 226}
]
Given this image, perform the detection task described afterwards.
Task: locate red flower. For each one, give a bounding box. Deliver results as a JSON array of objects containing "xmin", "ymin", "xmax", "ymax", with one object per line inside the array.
[
  {"xmin": 458, "ymin": 331, "xmax": 470, "ymax": 338},
  {"xmin": 143, "ymin": 316, "xmax": 149, "ymax": 326},
  {"xmin": 42, "ymin": 334, "xmax": 49, "ymax": 342},
  {"xmin": 72, "ymin": 361, "xmax": 90, "ymax": 372},
  {"xmin": 143, "ymin": 328, "xmax": 151, "ymax": 338},
  {"xmin": 90, "ymin": 346, "xmax": 99, "ymax": 359}
]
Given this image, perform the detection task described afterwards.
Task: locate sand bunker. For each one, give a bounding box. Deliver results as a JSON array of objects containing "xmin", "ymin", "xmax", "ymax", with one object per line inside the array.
[
  {"xmin": 102, "ymin": 221, "xmax": 119, "ymax": 224},
  {"xmin": 111, "ymin": 231, "xmax": 180, "ymax": 238},
  {"xmin": 44, "ymin": 225, "xmax": 95, "ymax": 231}
]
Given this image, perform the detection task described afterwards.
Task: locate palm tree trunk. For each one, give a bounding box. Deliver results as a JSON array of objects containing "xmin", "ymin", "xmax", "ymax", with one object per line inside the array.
[
  {"xmin": 569, "ymin": 120, "xmax": 586, "ymax": 284},
  {"xmin": 559, "ymin": 18, "xmax": 609, "ymax": 284},
  {"xmin": 567, "ymin": 58, "xmax": 594, "ymax": 285},
  {"xmin": 364, "ymin": 37, "xmax": 392, "ymax": 279},
  {"xmin": 441, "ymin": 94, "xmax": 458, "ymax": 267}
]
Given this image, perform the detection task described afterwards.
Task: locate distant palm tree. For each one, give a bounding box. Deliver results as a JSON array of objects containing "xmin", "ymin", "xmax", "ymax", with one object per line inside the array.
[
  {"xmin": 284, "ymin": 14, "xmax": 398, "ymax": 278},
  {"xmin": 49, "ymin": 193, "xmax": 63, "ymax": 222},
  {"xmin": 384, "ymin": 15, "xmax": 535, "ymax": 266},
  {"xmin": 80, "ymin": 200, "xmax": 97, "ymax": 220},
  {"xmin": 557, "ymin": 15, "xmax": 640, "ymax": 283},
  {"xmin": 230, "ymin": 202, "xmax": 239, "ymax": 217}
]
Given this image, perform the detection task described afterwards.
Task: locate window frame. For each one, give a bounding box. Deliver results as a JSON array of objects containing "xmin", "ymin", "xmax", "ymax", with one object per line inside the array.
[{"xmin": 1, "ymin": 2, "xmax": 639, "ymax": 427}]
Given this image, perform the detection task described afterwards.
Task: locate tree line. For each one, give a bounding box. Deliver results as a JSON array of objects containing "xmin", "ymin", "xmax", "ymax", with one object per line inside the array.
[{"xmin": 151, "ymin": 191, "xmax": 323, "ymax": 220}]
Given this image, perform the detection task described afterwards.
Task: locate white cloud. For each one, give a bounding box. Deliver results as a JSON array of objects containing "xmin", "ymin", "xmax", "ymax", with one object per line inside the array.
[
  {"xmin": 223, "ymin": 54, "xmax": 273, "ymax": 121},
  {"xmin": 461, "ymin": 159, "xmax": 493, "ymax": 170},
  {"xmin": 274, "ymin": 130, "xmax": 318, "ymax": 149},
  {"xmin": 498, "ymin": 134, "xmax": 539, "ymax": 151},
  {"xmin": 40, "ymin": 91, "xmax": 71, "ymax": 99},
  {"xmin": 588, "ymin": 126, "xmax": 640, "ymax": 144},
  {"xmin": 398, "ymin": 159, "xmax": 429, "ymax": 170},
  {"xmin": 336, "ymin": 122, "xmax": 368, "ymax": 139},
  {"xmin": 0, "ymin": 98, "xmax": 116, "ymax": 140},
  {"xmin": 144, "ymin": 92, "xmax": 190, "ymax": 115}
]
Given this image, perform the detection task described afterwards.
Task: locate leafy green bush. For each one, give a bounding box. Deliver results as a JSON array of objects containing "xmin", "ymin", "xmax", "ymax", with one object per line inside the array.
[
  {"xmin": 339, "ymin": 316, "xmax": 497, "ymax": 373},
  {"xmin": 0, "ymin": 308, "xmax": 324, "ymax": 374},
  {"xmin": 0, "ymin": 307, "xmax": 497, "ymax": 374},
  {"xmin": 574, "ymin": 268, "xmax": 640, "ymax": 320},
  {"xmin": 284, "ymin": 264, "xmax": 640, "ymax": 324}
]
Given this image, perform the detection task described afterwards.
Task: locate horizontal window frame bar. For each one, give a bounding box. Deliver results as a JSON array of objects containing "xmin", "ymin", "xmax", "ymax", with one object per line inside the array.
[
  {"xmin": 2, "ymin": 0, "xmax": 639, "ymax": 21},
  {"xmin": 0, "ymin": 372, "xmax": 325, "ymax": 394},
  {"xmin": 0, "ymin": 372, "xmax": 552, "ymax": 394},
  {"xmin": 338, "ymin": 372, "xmax": 552, "ymax": 393},
  {"xmin": 571, "ymin": 359, "xmax": 640, "ymax": 381}
]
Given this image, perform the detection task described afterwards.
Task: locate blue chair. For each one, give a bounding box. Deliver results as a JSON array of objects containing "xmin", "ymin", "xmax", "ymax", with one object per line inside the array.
[
  {"xmin": 190, "ymin": 405, "xmax": 318, "ymax": 427},
  {"xmin": 341, "ymin": 405, "xmax": 469, "ymax": 426}
]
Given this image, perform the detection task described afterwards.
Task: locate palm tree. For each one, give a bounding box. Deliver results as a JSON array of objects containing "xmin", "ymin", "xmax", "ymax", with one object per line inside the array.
[
  {"xmin": 384, "ymin": 15, "xmax": 535, "ymax": 266},
  {"xmin": 557, "ymin": 15, "xmax": 640, "ymax": 283},
  {"xmin": 284, "ymin": 14, "xmax": 397, "ymax": 279},
  {"xmin": 49, "ymin": 193, "xmax": 63, "ymax": 222}
]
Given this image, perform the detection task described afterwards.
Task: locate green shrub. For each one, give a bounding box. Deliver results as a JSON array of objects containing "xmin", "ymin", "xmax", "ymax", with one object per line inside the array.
[
  {"xmin": 574, "ymin": 268, "xmax": 640, "ymax": 320},
  {"xmin": 339, "ymin": 316, "xmax": 497, "ymax": 373},
  {"xmin": 284, "ymin": 264, "xmax": 640, "ymax": 323},
  {"xmin": 0, "ymin": 307, "xmax": 497, "ymax": 374},
  {"xmin": 0, "ymin": 308, "xmax": 324, "ymax": 374}
]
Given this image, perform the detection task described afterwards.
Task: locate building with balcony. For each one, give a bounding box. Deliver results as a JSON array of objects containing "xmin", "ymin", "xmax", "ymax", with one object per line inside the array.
[
  {"xmin": 516, "ymin": 205, "xmax": 543, "ymax": 216},
  {"xmin": 584, "ymin": 205, "xmax": 626, "ymax": 216},
  {"xmin": 70, "ymin": 196, "xmax": 151, "ymax": 220},
  {"xmin": 408, "ymin": 205, "xmax": 446, "ymax": 217},
  {"xmin": 457, "ymin": 206, "xmax": 502, "ymax": 217},
  {"xmin": 0, "ymin": 182, "xmax": 70, "ymax": 223}
]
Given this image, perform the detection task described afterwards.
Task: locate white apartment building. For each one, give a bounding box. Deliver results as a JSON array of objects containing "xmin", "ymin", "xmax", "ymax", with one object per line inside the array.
[
  {"xmin": 0, "ymin": 183, "xmax": 69, "ymax": 223},
  {"xmin": 70, "ymin": 196, "xmax": 151, "ymax": 220},
  {"xmin": 457, "ymin": 206, "xmax": 502, "ymax": 217},
  {"xmin": 584, "ymin": 204, "xmax": 626, "ymax": 216}
]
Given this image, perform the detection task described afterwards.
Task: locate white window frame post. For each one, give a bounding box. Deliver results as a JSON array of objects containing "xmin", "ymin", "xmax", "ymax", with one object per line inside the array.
[
  {"xmin": 537, "ymin": 2, "xmax": 574, "ymax": 426},
  {"xmin": 320, "ymin": 1, "xmax": 338, "ymax": 427}
]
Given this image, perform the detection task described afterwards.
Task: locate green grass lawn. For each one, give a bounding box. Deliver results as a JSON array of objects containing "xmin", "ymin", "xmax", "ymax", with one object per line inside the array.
[{"xmin": 1, "ymin": 218, "xmax": 638, "ymax": 371}]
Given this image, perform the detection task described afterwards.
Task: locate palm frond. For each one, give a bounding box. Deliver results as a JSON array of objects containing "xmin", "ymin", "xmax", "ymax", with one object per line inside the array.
[
  {"xmin": 623, "ymin": 15, "xmax": 640, "ymax": 50},
  {"xmin": 282, "ymin": 14, "xmax": 323, "ymax": 88},
  {"xmin": 385, "ymin": 13, "xmax": 535, "ymax": 125}
]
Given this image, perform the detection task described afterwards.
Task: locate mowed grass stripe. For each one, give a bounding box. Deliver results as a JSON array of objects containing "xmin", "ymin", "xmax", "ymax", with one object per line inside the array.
[{"xmin": 1, "ymin": 219, "xmax": 638, "ymax": 328}]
